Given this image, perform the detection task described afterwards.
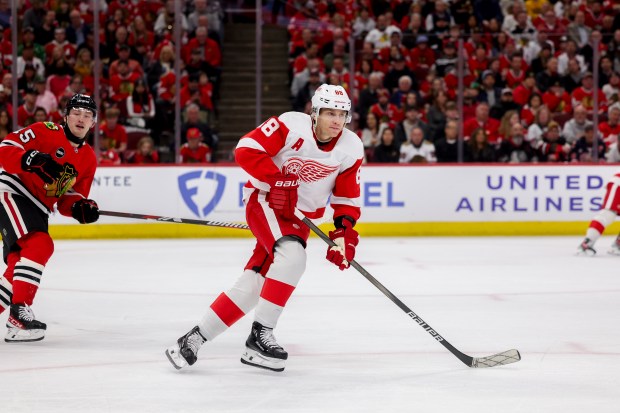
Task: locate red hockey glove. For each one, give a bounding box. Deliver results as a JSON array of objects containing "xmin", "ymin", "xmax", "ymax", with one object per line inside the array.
[
  {"xmin": 71, "ymin": 199, "xmax": 100, "ymax": 224},
  {"xmin": 21, "ymin": 150, "xmax": 63, "ymax": 184},
  {"xmin": 267, "ymin": 173, "xmax": 299, "ymax": 219},
  {"xmin": 326, "ymin": 219, "xmax": 359, "ymax": 270}
]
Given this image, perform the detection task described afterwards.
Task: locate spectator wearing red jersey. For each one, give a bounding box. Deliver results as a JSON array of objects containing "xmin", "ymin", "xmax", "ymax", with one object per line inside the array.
[
  {"xmin": 468, "ymin": 44, "xmax": 490, "ymax": 80},
  {"xmin": 98, "ymin": 133, "xmax": 122, "ymax": 166},
  {"xmin": 571, "ymin": 71, "xmax": 607, "ymax": 114},
  {"xmin": 543, "ymin": 80, "xmax": 572, "ymax": 114},
  {"xmin": 408, "ymin": 35, "xmax": 435, "ymax": 78},
  {"xmin": 369, "ymin": 88, "xmax": 404, "ymax": 128},
  {"xmin": 109, "ymin": 60, "xmax": 141, "ymax": 105},
  {"xmin": 109, "ymin": 45, "xmax": 143, "ymax": 78},
  {"xmin": 536, "ymin": 8, "xmax": 566, "ymax": 48},
  {"xmin": 520, "ymin": 93, "xmax": 543, "ymax": 127},
  {"xmin": 44, "ymin": 27, "xmax": 76, "ymax": 68},
  {"xmin": 464, "ymin": 102, "xmax": 500, "ymax": 143},
  {"xmin": 503, "ymin": 54, "xmax": 528, "ymax": 88},
  {"xmin": 100, "ymin": 107, "xmax": 128, "ymax": 154},
  {"xmin": 127, "ymin": 136, "xmax": 160, "ymax": 164},
  {"xmin": 128, "ymin": 16, "xmax": 155, "ymax": 59},
  {"xmin": 183, "ymin": 26, "xmax": 221, "ymax": 72},
  {"xmin": 180, "ymin": 72, "xmax": 214, "ymax": 112},
  {"xmin": 180, "ymin": 128, "xmax": 211, "ymax": 163},
  {"xmin": 378, "ymin": 31, "xmax": 409, "ymax": 69},
  {"xmin": 292, "ymin": 42, "xmax": 323, "ymax": 75},
  {"xmin": 17, "ymin": 88, "xmax": 38, "ymax": 128},
  {"xmin": 0, "ymin": 28, "xmax": 11, "ymax": 68},
  {"xmin": 513, "ymin": 72, "xmax": 539, "ymax": 106}
]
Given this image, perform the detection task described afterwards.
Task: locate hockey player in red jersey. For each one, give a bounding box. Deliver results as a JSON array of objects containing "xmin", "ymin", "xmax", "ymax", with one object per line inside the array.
[
  {"xmin": 578, "ymin": 172, "xmax": 620, "ymax": 256},
  {"xmin": 0, "ymin": 94, "xmax": 100, "ymax": 342},
  {"xmin": 166, "ymin": 84, "xmax": 364, "ymax": 372}
]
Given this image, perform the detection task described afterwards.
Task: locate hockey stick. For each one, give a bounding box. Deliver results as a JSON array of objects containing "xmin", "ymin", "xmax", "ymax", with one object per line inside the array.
[
  {"xmin": 295, "ymin": 210, "xmax": 521, "ymax": 368},
  {"xmin": 99, "ymin": 210, "xmax": 250, "ymax": 230}
]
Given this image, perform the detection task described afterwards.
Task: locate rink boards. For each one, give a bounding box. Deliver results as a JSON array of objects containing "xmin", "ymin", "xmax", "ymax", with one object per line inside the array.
[{"xmin": 49, "ymin": 164, "xmax": 620, "ymax": 238}]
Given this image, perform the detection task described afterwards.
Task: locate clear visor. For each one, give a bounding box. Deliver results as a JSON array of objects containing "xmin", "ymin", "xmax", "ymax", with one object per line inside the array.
[{"xmin": 67, "ymin": 107, "xmax": 96, "ymax": 121}]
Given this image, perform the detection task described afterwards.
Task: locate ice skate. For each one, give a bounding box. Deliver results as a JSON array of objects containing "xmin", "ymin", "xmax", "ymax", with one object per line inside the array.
[
  {"xmin": 165, "ymin": 326, "xmax": 206, "ymax": 370},
  {"xmin": 608, "ymin": 236, "xmax": 620, "ymax": 256},
  {"xmin": 5, "ymin": 304, "xmax": 46, "ymax": 343},
  {"xmin": 576, "ymin": 238, "xmax": 596, "ymax": 256},
  {"xmin": 240, "ymin": 321, "xmax": 288, "ymax": 372}
]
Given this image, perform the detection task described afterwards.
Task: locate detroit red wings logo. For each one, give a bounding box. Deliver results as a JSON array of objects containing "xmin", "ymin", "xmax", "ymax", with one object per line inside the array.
[{"xmin": 282, "ymin": 158, "xmax": 339, "ymax": 183}]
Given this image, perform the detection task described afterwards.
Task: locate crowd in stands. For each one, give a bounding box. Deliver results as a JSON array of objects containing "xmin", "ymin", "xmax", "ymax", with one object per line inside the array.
[
  {"xmin": 0, "ymin": 0, "xmax": 223, "ymax": 164},
  {"xmin": 2, "ymin": 0, "xmax": 620, "ymax": 165},
  {"xmin": 286, "ymin": 0, "xmax": 620, "ymax": 163}
]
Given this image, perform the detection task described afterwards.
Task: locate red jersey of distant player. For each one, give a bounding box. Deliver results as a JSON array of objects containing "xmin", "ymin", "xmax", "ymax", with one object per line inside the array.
[{"xmin": 0, "ymin": 121, "xmax": 97, "ymax": 216}]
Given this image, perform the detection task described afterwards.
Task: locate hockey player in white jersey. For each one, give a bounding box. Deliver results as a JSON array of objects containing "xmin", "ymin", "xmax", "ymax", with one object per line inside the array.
[
  {"xmin": 166, "ymin": 85, "xmax": 364, "ymax": 372},
  {"xmin": 577, "ymin": 172, "xmax": 620, "ymax": 256}
]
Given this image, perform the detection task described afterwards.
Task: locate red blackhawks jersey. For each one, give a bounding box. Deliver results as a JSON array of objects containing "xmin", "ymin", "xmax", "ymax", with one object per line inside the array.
[
  {"xmin": 0, "ymin": 121, "xmax": 97, "ymax": 217},
  {"xmin": 235, "ymin": 112, "xmax": 363, "ymax": 221}
]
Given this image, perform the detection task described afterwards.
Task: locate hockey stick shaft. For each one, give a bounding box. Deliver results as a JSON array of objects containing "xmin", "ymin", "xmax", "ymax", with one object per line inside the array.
[
  {"xmin": 99, "ymin": 210, "xmax": 250, "ymax": 230},
  {"xmin": 295, "ymin": 210, "xmax": 520, "ymax": 368}
]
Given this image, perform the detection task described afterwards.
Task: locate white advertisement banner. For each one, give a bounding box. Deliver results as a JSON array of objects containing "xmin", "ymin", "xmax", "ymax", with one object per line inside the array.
[{"xmin": 49, "ymin": 165, "xmax": 618, "ymax": 225}]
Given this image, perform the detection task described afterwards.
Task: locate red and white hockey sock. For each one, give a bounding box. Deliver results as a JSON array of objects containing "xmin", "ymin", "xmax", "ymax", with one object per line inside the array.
[
  {"xmin": 586, "ymin": 209, "xmax": 617, "ymax": 244},
  {"xmin": 199, "ymin": 270, "xmax": 265, "ymax": 341},
  {"xmin": 12, "ymin": 257, "xmax": 45, "ymax": 306},
  {"xmin": 254, "ymin": 239, "xmax": 306, "ymax": 328}
]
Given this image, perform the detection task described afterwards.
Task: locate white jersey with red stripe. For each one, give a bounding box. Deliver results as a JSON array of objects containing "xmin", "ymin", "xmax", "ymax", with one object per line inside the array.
[
  {"xmin": 235, "ymin": 111, "xmax": 363, "ymax": 221},
  {"xmin": 602, "ymin": 172, "xmax": 620, "ymax": 213}
]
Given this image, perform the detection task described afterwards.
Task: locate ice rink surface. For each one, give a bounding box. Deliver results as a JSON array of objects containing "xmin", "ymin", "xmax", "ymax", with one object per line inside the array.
[{"xmin": 0, "ymin": 235, "xmax": 618, "ymax": 413}]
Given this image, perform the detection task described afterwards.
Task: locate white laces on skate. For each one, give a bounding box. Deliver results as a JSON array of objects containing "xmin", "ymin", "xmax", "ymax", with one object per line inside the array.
[
  {"xmin": 186, "ymin": 331, "xmax": 205, "ymax": 354},
  {"xmin": 260, "ymin": 328, "xmax": 282, "ymax": 349},
  {"xmin": 19, "ymin": 305, "xmax": 35, "ymax": 322}
]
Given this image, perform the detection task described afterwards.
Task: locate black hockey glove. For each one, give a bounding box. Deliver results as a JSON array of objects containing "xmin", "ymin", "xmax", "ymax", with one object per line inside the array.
[
  {"xmin": 21, "ymin": 150, "xmax": 64, "ymax": 184},
  {"xmin": 71, "ymin": 199, "xmax": 100, "ymax": 224}
]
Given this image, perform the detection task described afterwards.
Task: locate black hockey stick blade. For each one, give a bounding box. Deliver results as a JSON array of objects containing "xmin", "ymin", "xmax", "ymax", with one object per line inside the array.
[
  {"xmin": 294, "ymin": 210, "xmax": 521, "ymax": 368},
  {"xmin": 99, "ymin": 210, "xmax": 250, "ymax": 230}
]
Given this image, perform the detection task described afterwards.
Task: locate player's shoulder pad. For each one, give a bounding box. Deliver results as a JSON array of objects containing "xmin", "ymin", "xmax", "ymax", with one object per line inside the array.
[
  {"xmin": 278, "ymin": 111, "xmax": 311, "ymax": 132},
  {"xmin": 338, "ymin": 128, "xmax": 364, "ymax": 159}
]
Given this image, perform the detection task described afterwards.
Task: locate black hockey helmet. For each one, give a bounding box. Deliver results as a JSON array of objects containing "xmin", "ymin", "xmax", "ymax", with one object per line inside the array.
[{"xmin": 65, "ymin": 93, "xmax": 97, "ymax": 118}]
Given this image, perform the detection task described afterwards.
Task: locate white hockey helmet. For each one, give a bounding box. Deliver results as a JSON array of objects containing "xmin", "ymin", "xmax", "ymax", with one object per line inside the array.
[{"xmin": 311, "ymin": 84, "xmax": 352, "ymax": 124}]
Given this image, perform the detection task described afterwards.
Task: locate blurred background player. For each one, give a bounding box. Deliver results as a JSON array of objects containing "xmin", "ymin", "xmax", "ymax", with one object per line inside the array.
[
  {"xmin": 166, "ymin": 85, "xmax": 363, "ymax": 372},
  {"xmin": 578, "ymin": 172, "xmax": 620, "ymax": 256},
  {"xmin": 0, "ymin": 94, "xmax": 100, "ymax": 342}
]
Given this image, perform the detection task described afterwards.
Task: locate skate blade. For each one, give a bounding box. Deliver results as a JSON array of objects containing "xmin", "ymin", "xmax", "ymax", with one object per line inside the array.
[
  {"xmin": 607, "ymin": 248, "xmax": 620, "ymax": 256},
  {"xmin": 165, "ymin": 346, "xmax": 188, "ymax": 370},
  {"xmin": 240, "ymin": 349, "xmax": 286, "ymax": 372},
  {"xmin": 575, "ymin": 249, "xmax": 596, "ymax": 257},
  {"xmin": 5, "ymin": 327, "xmax": 45, "ymax": 343}
]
